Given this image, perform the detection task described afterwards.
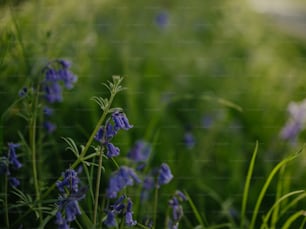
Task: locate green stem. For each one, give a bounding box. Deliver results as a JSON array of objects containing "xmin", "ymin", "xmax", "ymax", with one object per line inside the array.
[
  {"xmin": 93, "ymin": 146, "xmax": 104, "ymax": 226},
  {"xmin": 152, "ymin": 187, "xmax": 159, "ymax": 229},
  {"xmin": 30, "ymin": 85, "xmax": 42, "ymax": 223},
  {"xmin": 4, "ymin": 175, "xmax": 9, "ymax": 228}
]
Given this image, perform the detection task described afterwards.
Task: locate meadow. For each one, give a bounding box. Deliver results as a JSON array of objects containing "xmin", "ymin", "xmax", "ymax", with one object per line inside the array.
[{"xmin": 1, "ymin": 0, "xmax": 306, "ymax": 228}]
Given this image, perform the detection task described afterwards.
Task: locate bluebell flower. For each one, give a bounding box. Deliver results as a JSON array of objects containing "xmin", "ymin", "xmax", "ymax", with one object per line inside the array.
[
  {"xmin": 9, "ymin": 177, "xmax": 20, "ymax": 187},
  {"xmin": 158, "ymin": 163, "xmax": 173, "ymax": 186},
  {"xmin": 58, "ymin": 59, "xmax": 71, "ymax": 69},
  {"xmin": 8, "ymin": 143, "xmax": 22, "ymax": 169},
  {"xmin": 155, "ymin": 10, "xmax": 169, "ymax": 28},
  {"xmin": 45, "ymin": 68, "xmax": 58, "ymax": 81},
  {"xmin": 43, "ymin": 106, "xmax": 54, "ymax": 116},
  {"xmin": 183, "ymin": 132, "xmax": 195, "ymax": 149},
  {"xmin": 127, "ymin": 140, "xmax": 151, "ymax": 162},
  {"xmin": 44, "ymin": 82, "xmax": 63, "ymax": 103},
  {"xmin": 106, "ymin": 166, "xmax": 140, "ymax": 198},
  {"xmin": 280, "ymin": 100, "xmax": 306, "ymax": 142},
  {"xmin": 56, "ymin": 168, "xmax": 80, "ymax": 193},
  {"xmin": 106, "ymin": 142, "xmax": 120, "ymax": 158},
  {"xmin": 125, "ymin": 199, "xmax": 137, "ymax": 226},
  {"xmin": 112, "ymin": 111, "xmax": 133, "ymax": 131},
  {"xmin": 104, "ymin": 211, "xmax": 117, "ymax": 227},
  {"xmin": 57, "ymin": 68, "xmax": 77, "ymax": 89},
  {"xmin": 55, "ymin": 168, "xmax": 86, "ymax": 229},
  {"xmin": 43, "ymin": 121, "xmax": 57, "ymax": 133},
  {"xmin": 167, "ymin": 190, "xmax": 187, "ymax": 228}
]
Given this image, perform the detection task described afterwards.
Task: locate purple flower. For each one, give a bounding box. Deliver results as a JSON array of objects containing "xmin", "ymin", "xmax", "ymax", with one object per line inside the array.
[
  {"xmin": 104, "ymin": 211, "xmax": 117, "ymax": 227},
  {"xmin": 127, "ymin": 140, "xmax": 151, "ymax": 162},
  {"xmin": 56, "ymin": 168, "xmax": 80, "ymax": 193},
  {"xmin": 183, "ymin": 132, "xmax": 195, "ymax": 149},
  {"xmin": 57, "ymin": 69, "xmax": 77, "ymax": 89},
  {"xmin": 155, "ymin": 11, "xmax": 169, "ymax": 28},
  {"xmin": 9, "ymin": 177, "xmax": 20, "ymax": 187},
  {"xmin": 43, "ymin": 106, "xmax": 54, "ymax": 116},
  {"xmin": 106, "ymin": 166, "xmax": 140, "ymax": 198},
  {"xmin": 55, "ymin": 212, "xmax": 69, "ymax": 229},
  {"xmin": 8, "ymin": 143, "xmax": 22, "ymax": 169},
  {"xmin": 55, "ymin": 168, "xmax": 86, "ymax": 229},
  {"xmin": 280, "ymin": 100, "xmax": 306, "ymax": 142},
  {"xmin": 125, "ymin": 199, "xmax": 137, "ymax": 226},
  {"xmin": 43, "ymin": 121, "xmax": 57, "ymax": 133},
  {"xmin": 167, "ymin": 190, "xmax": 187, "ymax": 227},
  {"xmin": 44, "ymin": 82, "xmax": 62, "ymax": 103},
  {"xmin": 106, "ymin": 143, "xmax": 120, "ymax": 158},
  {"xmin": 158, "ymin": 163, "xmax": 173, "ymax": 186},
  {"xmin": 58, "ymin": 59, "xmax": 71, "ymax": 69},
  {"xmin": 112, "ymin": 111, "xmax": 133, "ymax": 131}
]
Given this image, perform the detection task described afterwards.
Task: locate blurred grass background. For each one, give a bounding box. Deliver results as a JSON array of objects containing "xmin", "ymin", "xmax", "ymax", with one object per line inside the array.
[{"xmin": 1, "ymin": 0, "xmax": 306, "ymax": 226}]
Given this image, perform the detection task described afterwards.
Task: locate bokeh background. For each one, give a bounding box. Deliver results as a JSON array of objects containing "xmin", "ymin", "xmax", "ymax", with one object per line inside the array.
[{"xmin": 1, "ymin": 0, "xmax": 306, "ymax": 227}]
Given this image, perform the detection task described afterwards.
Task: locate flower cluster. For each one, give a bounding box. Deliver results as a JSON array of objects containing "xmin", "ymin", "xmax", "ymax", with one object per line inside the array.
[
  {"xmin": 41, "ymin": 59, "xmax": 77, "ymax": 133},
  {"xmin": 55, "ymin": 167, "xmax": 86, "ymax": 229},
  {"xmin": 106, "ymin": 166, "xmax": 141, "ymax": 198},
  {"xmin": 0, "ymin": 143, "xmax": 22, "ymax": 187},
  {"xmin": 168, "ymin": 191, "xmax": 187, "ymax": 229},
  {"xmin": 280, "ymin": 99, "xmax": 306, "ymax": 142},
  {"xmin": 104, "ymin": 195, "xmax": 137, "ymax": 227},
  {"xmin": 95, "ymin": 111, "xmax": 133, "ymax": 158}
]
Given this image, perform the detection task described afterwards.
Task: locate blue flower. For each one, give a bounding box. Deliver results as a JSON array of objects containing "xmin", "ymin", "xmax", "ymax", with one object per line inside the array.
[
  {"xmin": 158, "ymin": 163, "xmax": 173, "ymax": 186},
  {"xmin": 57, "ymin": 68, "xmax": 77, "ymax": 89},
  {"xmin": 106, "ymin": 142, "xmax": 120, "ymax": 158},
  {"xmin": 127, "ymin": 140, "xmax": 151, "ymax": 162},
  {"xmin": 125, "ymin": 199, "xmax": 137, "ymax": 226},
  {"xmin": 280, "ymin": 100, "xmax": 306, "ymax": 142},
  {"xmin": 43, "ymin": 121, "xmax": 57, "ymax": 133},
  {"xmin": 183, "ymin": 132, "xmax": 195, "ymax": 149},
  {"xmin": 106, "ymin": 166, "xmax": 140, "ymax": 198},
  {"xmin": 43, "ymin": 106, "xmax": 54, "ymax": 116},
  {"xmin": 8, "ymin": 143, "xmax": 22, "ymax": 169},
  {"xmin": 112, "ymin": 111, "xmax": 133, "ymax": 131},
  {"xmin": 155, "ymin": 11, "xmax": 169, "ymax": 28},
  {"xmin": 56, "ymin": 168, "xmax": 80, "ymax": 193},
  {"xmin": 9, "ymin": 177, "xmax": 20, "ymax": 187},
  {"xmin": 44, "ymin": 82, "xmax": 62, "ymax": 103},
  {"xmin": 168, "ymin": 190, "xmax": 187, "ymax": 227},
  {"xmin": 55, "ymin": 168, "xmax": 86, "ymax": 229},
  {"xmin": 104, "ymin": 211, "xmax": 117, "ymax": 227}
]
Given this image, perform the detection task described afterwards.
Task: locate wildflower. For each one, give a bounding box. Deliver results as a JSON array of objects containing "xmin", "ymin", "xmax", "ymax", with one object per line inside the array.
[
  {"xmin": 167, "ymin": 190, "xmax": 187, "ymax": 229},
  {"xmin": 125, "ymin": 199, "xmax": 137, "ymax": 226},
  {"xmin": 106, "ymin": 166, "xmax": 140, "ymax": 198},
  {"xmin": 0, "ymin": 143, "xmax": 22, "ymax": 187},
  {"xmin": 280, "ymin": 99, "xmax": 306, "ymax": 142},
  {"xmin": 158, "ymin": 163, "xmax": 173, "ymax": 186},
  {"xmin": 44, "ymin": 82, "xmax": 63, "ymax": 103},
  {"xmin": 43, "ymin": 106, "xmax": 54, "ymax": 116},
  {"xmin": 9, "ymin": 177, "xmax": 20, "ymax": 187},
  {"xmin": 112, "ymin": 111, "xmax": 133, "ymax": 131},
  {"xmin": 183, "ymin": 132, "xmax": 195, "ymax": 149},
  {"xmin": 104, "ymin": 211, "xmax": 117, "ymax": 227},
  {"xmin": 55, "ymin": 167, "xmax": 86, "ymax": 229},
  {"xmin": 106, "ymin": 142, "xmax": 120, "ymax": 158},
  {"xmin": 43, "ymin": 121, "xmax": 57, "ymax": 134},
  {"xmin": 8, "ymin": 143, "xmax": 22, "ymax": 169},
  {"xmin": 127, "ymin": 140, "xmax": 151, "ymax": 162},
  {"xmin": 155, "ymin": 10, "xmax": 169, "ymax": 28},
  {"xmin": 95, "ymin": 111, "xmax": 133, "ymax": 158}
]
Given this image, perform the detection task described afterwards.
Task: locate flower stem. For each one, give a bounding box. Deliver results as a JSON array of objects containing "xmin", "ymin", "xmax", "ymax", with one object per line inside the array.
[
  {"xmin": 30, "ymin": 85, "xmax": 43, "ymax": 223},
  {"xmin": 4, "ymin": 175, "xmax": 9, "ymax": 228},
  {"xmin": 93, "ymin": 146, "xmax": 104, "ymax": 226},
  {"xmin": 152, "ymin": 186, "xmax": 159, "ymax": 229}
]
